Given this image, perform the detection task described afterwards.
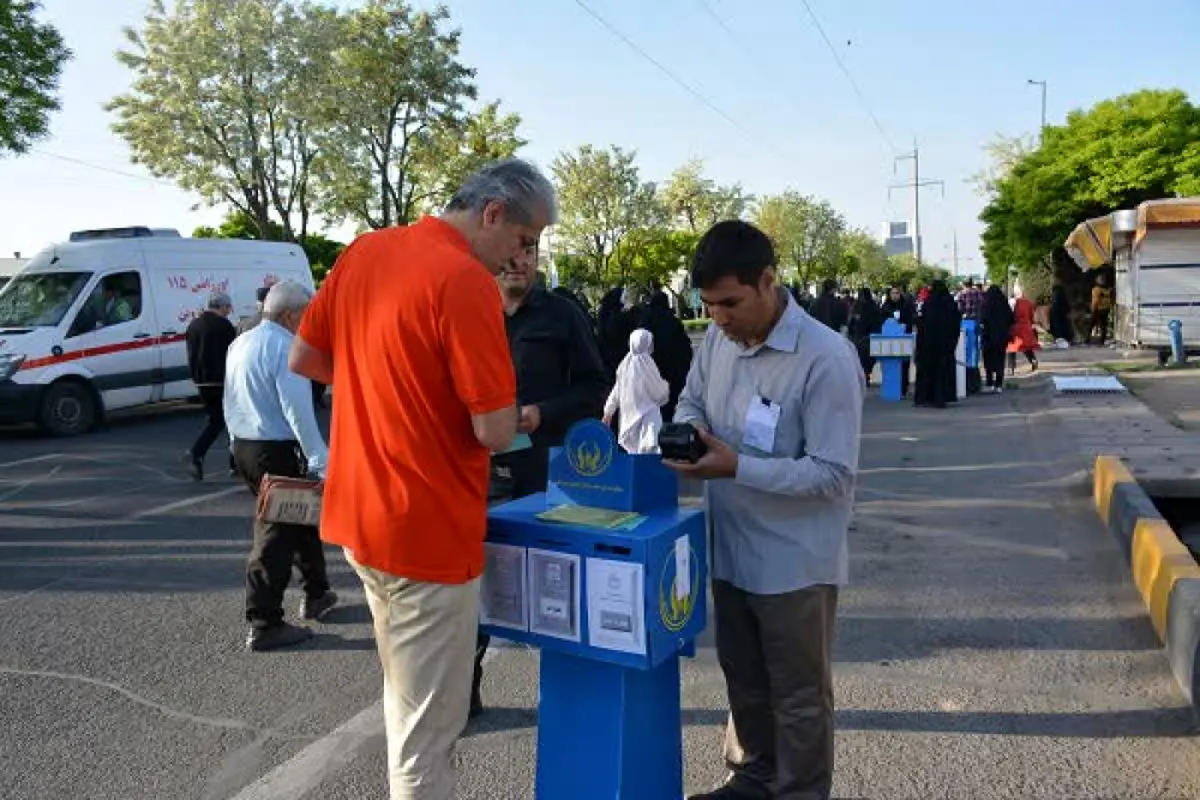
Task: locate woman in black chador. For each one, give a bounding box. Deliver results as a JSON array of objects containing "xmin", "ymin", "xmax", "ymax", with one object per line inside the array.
[{"xmin": 913, "ymin": 280, "xmax": 962, "ymax": 408}]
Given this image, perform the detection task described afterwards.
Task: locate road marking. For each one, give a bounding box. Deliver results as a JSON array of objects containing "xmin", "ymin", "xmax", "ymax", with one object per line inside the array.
[
  {"xmin": 229, "ymin": 646, "xmax": 506, "ymax": 799},
  {"xmin": 0, "ymin": 466, "xmax": 63, "ymax": 502},
  {"xmin": 0, "ymin": 454, "xmax": 62, "ymax": 469},
  {"xmin": 129, "ymin": 485, "xmax": 244, "ymax": 519},
  {"xmin": 229, "ymin": 701, "xmax": 384, "ymax": 800}
]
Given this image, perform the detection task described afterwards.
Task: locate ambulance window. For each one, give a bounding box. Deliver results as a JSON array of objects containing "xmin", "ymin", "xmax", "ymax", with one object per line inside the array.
[{"xmin": 67, "ymin": 272, "xmax": 143, "ymax": 337}]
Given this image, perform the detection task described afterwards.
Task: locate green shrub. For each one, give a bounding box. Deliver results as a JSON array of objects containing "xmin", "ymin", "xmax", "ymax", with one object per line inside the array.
[{"xmin": 683, "ymin": 318, "xmax": 711, "ymax": 331}]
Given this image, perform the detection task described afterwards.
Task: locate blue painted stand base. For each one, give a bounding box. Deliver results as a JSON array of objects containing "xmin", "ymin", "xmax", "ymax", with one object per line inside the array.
[
  {"xmin": 536, "ymin": 649, "xmax": 683, "ymax": 800},
  {"xmin": 879, "ymin": 359, "xmax": 904, "ymax": 401}
]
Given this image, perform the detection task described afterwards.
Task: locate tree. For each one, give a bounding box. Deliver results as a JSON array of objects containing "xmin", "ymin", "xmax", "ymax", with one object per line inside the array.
[
  {"xmin": 310, "ymin": 1, "xmax": 521, "ymax": 229},
  {"xmin": 753, "ymin": 192, "xmax": 846, "ymax": 284},
  {"xmin": 838, "ymin": 229, "xmax": 890, "ymax": 286},
  {"xmin": 0, "ymin": 0, "xmax": 72, "ymax": 155},
  {"xmin": 968, "ymin": 134, "xmax": 1035, "ymax": 197},
  {"xmin": 109, "ymin": 0, "xmax": 334, "ymax": 242},
  {"xmin": 660, "ymin": 159, "xmax": 751, "ymax": 232},
  {"xmin": 552, "ymin": 144, "xmax": 666, "ymax": 288},
  {"xmin": 979, "ymin": 89, "xmax": 1200, "ymax": 281},
  {"xmin": 413, "ymin": 101, "xmax": 526, "ymax": 216},
  {"xmin": 611, "ymin": 228, "xmax": 699, "ymax": 293}
]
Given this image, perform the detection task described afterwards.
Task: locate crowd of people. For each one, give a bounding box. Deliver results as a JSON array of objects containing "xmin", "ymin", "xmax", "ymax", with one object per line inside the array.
[
  {"xmin": 784, "ymin": 276, "xmax": 1047, "ymax": 408},
  {"xmin": 178, "ymin": 157, "xmax": 868, "ymax": 800}
]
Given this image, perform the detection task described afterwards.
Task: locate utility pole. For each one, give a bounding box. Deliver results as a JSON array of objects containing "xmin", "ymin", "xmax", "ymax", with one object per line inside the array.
[
  {"xmin": 952, "ymin": 230, "xmax": 959, "ymax": 279},
  {"xmin": 889, "ymin": 139, "xmax": 944, "ymax": 266},
  {"xmin": 1028, "ymin": 79, "xmax": 1047, "ymax": 143}
]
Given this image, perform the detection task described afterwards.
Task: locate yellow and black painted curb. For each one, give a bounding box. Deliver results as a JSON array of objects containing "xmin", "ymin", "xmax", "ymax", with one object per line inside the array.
[{"xmin": 1094, "ymin": 455, "xmax": 1200, "ymax": 708}]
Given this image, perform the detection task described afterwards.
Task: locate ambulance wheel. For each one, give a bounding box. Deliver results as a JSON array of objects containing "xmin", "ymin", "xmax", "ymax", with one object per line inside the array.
[{"xmin": 38, "ymin": 380, "xmax": 96, "ymax": 437}]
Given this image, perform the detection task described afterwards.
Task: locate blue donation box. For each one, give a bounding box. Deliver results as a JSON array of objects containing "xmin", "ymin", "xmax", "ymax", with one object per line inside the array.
[
  {"xmin": 481, "ymin": 419, "xmax": 707, "ymax": 800},
  {"xmin": 869, "ymin": 317, "xmax": 916, "ymax": 402}
]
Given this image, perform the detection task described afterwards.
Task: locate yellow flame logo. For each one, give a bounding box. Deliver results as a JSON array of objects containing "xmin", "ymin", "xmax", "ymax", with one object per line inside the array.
[
  {"xmin": 659, "ymin": 552, "xmax": 697, "ymax": 633},
  {"xmin": 568, "ymin": 436, "xmax": 611, "ymax": 477}
]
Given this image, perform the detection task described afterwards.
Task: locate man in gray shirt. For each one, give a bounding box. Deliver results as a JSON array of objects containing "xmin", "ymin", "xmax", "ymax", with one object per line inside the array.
[{"xmin": 666, "ymin": 220, "xmax": 864, "ymax": 800}]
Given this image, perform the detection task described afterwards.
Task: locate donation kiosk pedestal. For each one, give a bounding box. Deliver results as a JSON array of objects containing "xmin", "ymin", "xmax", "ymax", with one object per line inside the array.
[{"xmin": 481, "ymin": 420, "xmax": 707, "ymax": 800}]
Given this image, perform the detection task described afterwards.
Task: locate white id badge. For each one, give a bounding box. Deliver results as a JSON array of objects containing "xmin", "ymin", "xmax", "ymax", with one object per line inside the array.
[{"xmin": 743, "ymin": 394, "xmax": 781, "ymax": 453}]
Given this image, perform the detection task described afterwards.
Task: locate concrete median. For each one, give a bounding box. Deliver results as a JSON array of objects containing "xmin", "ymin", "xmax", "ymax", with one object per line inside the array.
[{"xmin": 1094, "ymin": 454, "xmax": 1200, "ymax": 710}]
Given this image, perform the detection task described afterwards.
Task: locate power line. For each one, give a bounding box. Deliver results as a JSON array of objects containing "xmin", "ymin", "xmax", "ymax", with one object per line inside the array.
[
  {"xmin": 796, "ymin": 0, "xmax": 895, "ymax": 151},
  {"xmin": 571, "ymin": 0, "xmax": 783, "ymax": 157},
  {"xmin": 30, "ymin": 148, "xmax": 177, "ymax": 188}
]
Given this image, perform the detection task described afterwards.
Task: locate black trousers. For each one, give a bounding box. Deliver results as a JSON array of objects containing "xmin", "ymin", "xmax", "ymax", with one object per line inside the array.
[
  {"xmin": 234, "ymin": 439, "xmax": 330, "ymax": 629},
  {"xmin": 983, "ymin": 343, "xmax": 1006, "ymax": 388},
  {"xmin": 714, "ymin": 581, "xmax": 839, "ymax": 800},
  {"xmin": 1091, "ymin": 308, "xmax": 1111, "ymax": 344},
  {"xmin": 190, "ymin": 386, "xmax": 226, "ymax": 461}
]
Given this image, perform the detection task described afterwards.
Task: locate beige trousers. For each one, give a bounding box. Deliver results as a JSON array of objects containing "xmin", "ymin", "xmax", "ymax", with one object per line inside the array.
[{"xmin": 345, "ymin": 549, "xmax": 481, "ymax": 800}]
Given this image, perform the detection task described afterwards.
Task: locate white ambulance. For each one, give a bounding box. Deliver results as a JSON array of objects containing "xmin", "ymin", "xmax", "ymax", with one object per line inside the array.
[{"xmin": 0, "ymin": 227, "xmax": 314, "ymax": 435}]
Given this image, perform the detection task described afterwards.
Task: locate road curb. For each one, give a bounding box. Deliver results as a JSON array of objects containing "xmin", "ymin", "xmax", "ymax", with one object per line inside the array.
[{"xmin": 1094, "ymin": 455, "xmax": 1200, "ymax": 711}]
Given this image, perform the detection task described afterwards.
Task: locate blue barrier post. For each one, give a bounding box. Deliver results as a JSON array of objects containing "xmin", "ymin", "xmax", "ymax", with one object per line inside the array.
[
  {"xmin": 962, "ymin": 319, "xmax": 981, "ymax": 395},
  {"xmin": 1170, "ymin": 319, "xmax": 1186, "ymax": 364}
]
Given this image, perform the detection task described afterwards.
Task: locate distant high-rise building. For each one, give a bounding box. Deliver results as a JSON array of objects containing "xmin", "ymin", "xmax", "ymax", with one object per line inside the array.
[{"xmin": 882, "ymin": 221, "xmax": 919, "ymax": 258}]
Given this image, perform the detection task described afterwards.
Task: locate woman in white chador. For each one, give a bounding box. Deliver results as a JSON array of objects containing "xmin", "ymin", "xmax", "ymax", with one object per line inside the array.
[{"xmin": 603, "ymin": 328, "xmax": 670, "ymax": 454}]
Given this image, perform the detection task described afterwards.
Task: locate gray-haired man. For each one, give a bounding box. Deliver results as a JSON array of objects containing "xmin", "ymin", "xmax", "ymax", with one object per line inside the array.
[
  {"xmin": 289, "ymin": 158, "xmax": 555, "ymax": 798},
  {"xmin": 225, "ymin": 281, "xmax": 337, "ymax": 652},
  {"xmin": 185, "ymin": 290, "xmax": 237, "ymax": 480}
]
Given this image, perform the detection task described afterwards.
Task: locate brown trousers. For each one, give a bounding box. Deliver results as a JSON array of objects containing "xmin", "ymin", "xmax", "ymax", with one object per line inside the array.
[{"xmin": 713, "ymin": 580, "xmax": 839, "ymax": 800}]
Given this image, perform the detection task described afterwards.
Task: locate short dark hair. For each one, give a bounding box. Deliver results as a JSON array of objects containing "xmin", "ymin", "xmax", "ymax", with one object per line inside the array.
[{"xmin": 691, "ymin": 220, "xmax": 775, "ymax": 289}]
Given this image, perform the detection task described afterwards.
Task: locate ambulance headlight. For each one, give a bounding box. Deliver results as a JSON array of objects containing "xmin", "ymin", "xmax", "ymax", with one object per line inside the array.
[{"xmin": 0, "ymin": 353, "xmax": 26, "ymax": 381}]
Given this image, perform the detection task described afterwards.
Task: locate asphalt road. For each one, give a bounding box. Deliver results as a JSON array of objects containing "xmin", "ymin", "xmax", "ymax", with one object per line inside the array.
[{"xmin": 3, "ymin": 386, "xmax": 1200, "ymax": 799}]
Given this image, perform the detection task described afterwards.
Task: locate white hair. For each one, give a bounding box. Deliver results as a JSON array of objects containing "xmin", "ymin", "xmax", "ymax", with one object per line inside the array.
[
  {"xmin": 207, "ymin": 291, "xmax": 232, "ymax": 310},
  {"xmin": 263, "ymin": 280, "xmax": 312, "ymax": 319},
  {"xmin": 445, "ymin": 157, "xmax": 558, "ymax": 225}
]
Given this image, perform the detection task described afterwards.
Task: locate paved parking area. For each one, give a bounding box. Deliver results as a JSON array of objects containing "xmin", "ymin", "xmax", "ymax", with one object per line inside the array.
[{"xmin": 3, "ymin": 390, "xmax": 1200, "ymax": 799}]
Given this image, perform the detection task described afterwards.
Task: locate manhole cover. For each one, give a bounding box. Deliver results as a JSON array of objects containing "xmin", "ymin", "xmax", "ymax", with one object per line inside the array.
[{"xmin": 1053, "ymin": 375, "xmax": 1127, "ymax": 394}]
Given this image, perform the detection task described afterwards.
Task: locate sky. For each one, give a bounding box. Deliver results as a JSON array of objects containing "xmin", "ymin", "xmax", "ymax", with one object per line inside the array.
[{"xmin": 1, "ymin": 0, "xmax": 1198, "ymax": 278}]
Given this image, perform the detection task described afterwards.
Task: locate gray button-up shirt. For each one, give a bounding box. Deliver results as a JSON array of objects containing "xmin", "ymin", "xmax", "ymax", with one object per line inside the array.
[{"xmin": 675, "ymin": 289, "xmax": 864, "ymax": 594}]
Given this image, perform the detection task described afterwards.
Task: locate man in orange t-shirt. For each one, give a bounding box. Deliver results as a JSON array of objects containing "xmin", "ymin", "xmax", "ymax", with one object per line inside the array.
[{"xmin": 290, "ymin": 158, "xmax": 557, "ymax": 799}]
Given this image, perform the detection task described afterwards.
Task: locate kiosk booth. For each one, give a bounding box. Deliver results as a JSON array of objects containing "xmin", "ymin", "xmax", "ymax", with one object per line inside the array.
[{"xmin": 480, "ymin": 419, "xmax": 708, "ymax": 799}]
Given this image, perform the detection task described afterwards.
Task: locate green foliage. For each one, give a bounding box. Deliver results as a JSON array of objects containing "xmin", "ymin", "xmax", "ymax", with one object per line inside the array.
[
  {"xmin": 110, "ymin": 0, "xmax": 522, "ymax": 235},
  {"xmin": 753, "ymin": 192, "xmax": 846, "ymax": 284},
  {"xmin": 109, "ymin": 0, "xmax": 329, "ymax": 240},
  {"xmin": 0, "ymin": 0, "xmax": 71, "ymax": 156},
  {"xmin": 552, "ymin": 144, "xmax": 666, "ymax": 288},
  {"xmin": 309, "ymin": 1, "xmax": 522, "ymax": 228},
  {"xmin": 660, "ymin": 159, "xmax": 750, "ymax": 232},
  {"xmin": 611, "ymin": 228, "xmax": 699, "ymax": 291},
  {"xmin": 883, "ymin": 254, "xmax": 951, "ymax": 291},
  {"xmin": 980, "ymin": 89, "xmax": 1200, "ymax": 278},
  {"xmin": 837, "ymin": 229, "xmax": 889, "ymax": 286}
]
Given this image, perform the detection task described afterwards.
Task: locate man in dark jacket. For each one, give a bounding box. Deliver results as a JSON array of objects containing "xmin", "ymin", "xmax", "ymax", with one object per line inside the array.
[
  {"xmin": 473, "ymin": 243, "xmax": 609, "ymax": 717},
  {"xmin": 185, "ymin": 291, "xmax": 237, "ymax": 480}
]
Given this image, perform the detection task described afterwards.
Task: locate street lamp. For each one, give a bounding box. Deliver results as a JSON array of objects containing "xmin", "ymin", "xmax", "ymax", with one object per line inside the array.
[{"xmin": 1027, "ymin": 79, "xmax": 1047, "ymax": 144}]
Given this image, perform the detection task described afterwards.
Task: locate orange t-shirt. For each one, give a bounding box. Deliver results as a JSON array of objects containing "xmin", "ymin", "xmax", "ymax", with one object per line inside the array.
[{"xmin": 298, "ymin": 217, "xmax": 515, "ymax": 583}]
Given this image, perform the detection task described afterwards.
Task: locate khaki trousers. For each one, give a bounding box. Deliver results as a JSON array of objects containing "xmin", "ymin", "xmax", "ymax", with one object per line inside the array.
[
  {"xmin": 345, "ymin": 549, "xmax": 480, "ymax": 800},
  {"xmin": 713, "ymin": 580, "xmax": 839, "ymax": 800}
]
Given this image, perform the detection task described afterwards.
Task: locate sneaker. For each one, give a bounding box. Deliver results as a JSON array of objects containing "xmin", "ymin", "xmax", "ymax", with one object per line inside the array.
[
  {"xmin": 246, "ymin": 622, "xmax": 314, "ymax": 652},
  {"xmin": 300, "ymin": 590, "xmax": 338, "ymax": 621}
]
